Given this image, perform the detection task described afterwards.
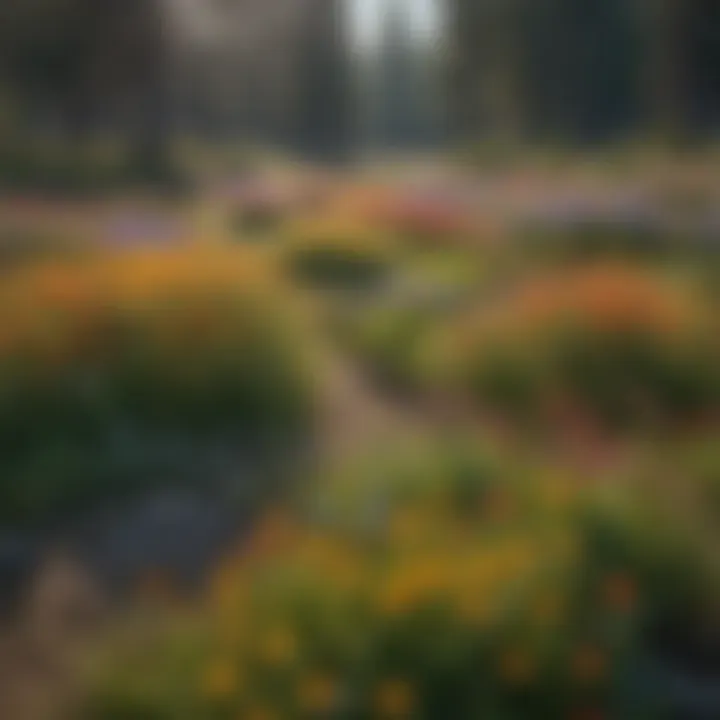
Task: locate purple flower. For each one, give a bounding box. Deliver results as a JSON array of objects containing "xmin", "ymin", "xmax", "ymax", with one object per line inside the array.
[{"xmin": 104, "ymin": 214, "xmax": 185, "ymax": 248}]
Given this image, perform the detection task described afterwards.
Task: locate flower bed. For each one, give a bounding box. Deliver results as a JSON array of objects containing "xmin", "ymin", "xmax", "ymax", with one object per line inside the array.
[
  {"xmin": 374, "ymin": 193, "xmax": 476, "ymax": 250},
  {"xmin": 82, "ymin": 444, "xmax": 719, "ymax": 719},
  {"xmin": 437, "ymin": 265, "xmax": 719, "ymax": 432}
]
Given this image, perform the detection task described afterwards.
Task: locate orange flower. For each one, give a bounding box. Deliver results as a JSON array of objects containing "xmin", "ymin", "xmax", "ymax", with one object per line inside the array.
[
  {"xmin": 498, "ymin": 648, "xmax": 536, "ymax": 686},
  {"xmin": 571, "ymin": 645, "xmax": 607, "ymax": 683},
  {"xmin": 389, "ymin": 508, "xmax": 427, "ymax": 545},
  {"xmin": 602, "ymin": 573, "xmax": 638, "ymax": 614},
  {"xmin": 199, "ymin": 659, "xmax": 239, "ymax": 699},
  {"xmin": 484, "ymin": 489, "xmax": 516, "ymax": 524},
  {"xmin": 209, "ymin": 559, "xmax": 247, "ymax": 611},
  {"xmin": 377, "ymin": 558, "xmax": 449, "ymax": 616},
  {"xmin": 374, "ymin": 679, "xmax": 416, "ymax": 718},
  {"xmin": 133, "ymin": 569, "xmax": 178, "ymax": 605},
  {"xmin": 249, "ymin": 512, "xmax": 299, "ymax": 557},
  {"xmin": 476, "ymin": 265, "xmax": 701, "ymax": 345},
  {"xmin": 297, "ymin": 674, "xmax": 339, "ymax": 713}
]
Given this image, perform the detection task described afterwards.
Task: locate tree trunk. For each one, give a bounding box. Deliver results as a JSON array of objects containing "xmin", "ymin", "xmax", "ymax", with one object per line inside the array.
[{"xmin": 642, "ymin": 0, "xmax": 688, "ymax": 143}]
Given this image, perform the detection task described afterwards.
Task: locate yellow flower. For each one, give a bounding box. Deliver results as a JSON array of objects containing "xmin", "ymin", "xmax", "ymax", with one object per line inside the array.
[
  {"xmin": 199, "ymin": 659, "xmax": 239, "ymax": 699},
  {"xmin": 374, "ymin": 679, "xmax": 416, "ymax": 718},
  {"xmin": 541, "ymin": 471, "xmax": 577, "ymax": 509},
  {"xmin": 377, "ymin": 559, "xmax": 449, "ymax": 616},
  {"xmin": 244, "ymin": 707, "xmax": 277, "ymax": 720},
  {"xmin": 259, "ymin": 628, "xmax": 298, "ymax": 666},
  {"xmin": 501, "ymin": 543, "xmax": 538, "ymax": 577},
  {"xmin": 297, "ymin": 673, "xmax": 339, "ymax": 713},
  {"xmin": 454, "ymin": 591, "xmax": 494, "ymax": 627},
  {"xmin": 531, "ymin": 593, "xmax": 564, "ymax": 627},
  {"xmin": 210, "ymin": 561, "xmax": 245, "ymax": 610},
  {"xmin": 498, "ymin": 648, "xmax": 535, "ymax": 686},
  {"xmin": 388, "ymin": 508, "xmax": 428, "ymax": 546},
  {"xmin": 298, "ymin": 535, "xmax": 364, "ymax": 588}
]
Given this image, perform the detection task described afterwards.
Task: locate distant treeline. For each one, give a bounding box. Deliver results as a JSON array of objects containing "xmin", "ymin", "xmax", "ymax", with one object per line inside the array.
[
  {"xmin": 0, "ymin": 0, "xmax": 353, "ymax": 169},
  {"xmin": 0, "ymin": 0, "xmax": 718, "ymax": 176},
  {"xmin": 449, "ymin": 0, "xmax": 720, "ymax": 145},
  {"xmin": 0, "ymin": 0, "xmax": 171, "ymax": 180}
]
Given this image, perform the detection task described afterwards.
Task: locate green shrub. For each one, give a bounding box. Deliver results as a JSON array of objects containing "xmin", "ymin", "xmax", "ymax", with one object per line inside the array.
[
  {"xmin": 230, "ymin": 196, "xmax": 288, "ymax": 238},
  {"xmin": 284, "ymin": 217, "xmax": 395, "ymax": 290},
  {"xmin": 520, "ymin": 215, "xmax": 673, "ymax": 262},
  {"xmin": 337, "ymin": 305, "xmax": 437, "ymax": 396},
  {"xmin": 0, "ymin": 141, "xmax": 187, "ymax": 195},
  {"xmin": 0, "ymin": 248, "xmax": 314, "ymax": 527},
  {"xmin": 438, "ymin": 265, "xmax": 719, "ymax": 432}
]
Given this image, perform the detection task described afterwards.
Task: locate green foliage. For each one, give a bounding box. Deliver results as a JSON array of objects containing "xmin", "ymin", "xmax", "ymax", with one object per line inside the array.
[
  {"xmin": 519, "ymin": 217, "xmax": 673, "ymax": 263},
  {"xmin": 0, "ymin": 141, "xmax": 187, "ymax": 195}
]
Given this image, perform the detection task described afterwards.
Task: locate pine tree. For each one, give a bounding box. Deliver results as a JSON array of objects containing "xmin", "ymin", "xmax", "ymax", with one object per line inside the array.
[
  {"xmin": 294, "ymin": 0, "xmax": 353, "ymax": 162},
  {"xmin": 375, "ymin": 0, "xmax": 418, "ymax": 149}
]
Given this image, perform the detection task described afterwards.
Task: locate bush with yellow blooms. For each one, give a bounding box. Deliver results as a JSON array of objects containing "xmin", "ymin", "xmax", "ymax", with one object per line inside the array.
[
  {"xmin": 0, "ymin": 247, "xmax": 314, "ymax": 526},
  {"xmin": 81, "ymin": 442, "xmax": 719, "ymax": 719}
]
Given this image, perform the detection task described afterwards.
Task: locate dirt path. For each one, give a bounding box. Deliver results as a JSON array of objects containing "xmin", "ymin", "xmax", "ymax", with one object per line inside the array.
[
  {"xmin": 315, "ymin": 337, "xmax": 443, "ymax": 466},
  {"xmin": 0, "ymin": 555, "xmax": 102, "ymax": 720}
]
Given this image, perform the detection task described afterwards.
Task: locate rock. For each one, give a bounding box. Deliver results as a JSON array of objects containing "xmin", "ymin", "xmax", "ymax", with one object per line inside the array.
[{"xmin": 0, "ymin": 535, "xmax": 39, "ymax": 621}]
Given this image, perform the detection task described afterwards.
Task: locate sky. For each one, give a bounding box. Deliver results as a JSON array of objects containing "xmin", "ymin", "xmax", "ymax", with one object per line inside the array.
[{"xmin": 350, "ymin": 0, "xmax": 441, "ymax": 48}]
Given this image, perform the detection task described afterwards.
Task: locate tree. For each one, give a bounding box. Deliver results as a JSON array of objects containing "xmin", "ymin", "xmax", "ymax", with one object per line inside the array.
[
  {"xmin": 374, "ymin": 0, "xmax": 418, "ymax": 149},
  {"xmin": 447, "ymin": 0, "xmax": 719, "ymax": 147},
  {"xmin": 639, "ymin": 0, "xmax": 720, "ymax": 142},
  {"xmin": 0, "ymin": 0, "xmax": 170, "ymax": 169},
  {"xmin": 294, "ymin": 0, "xmax": 353, "ymax": 162}
]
